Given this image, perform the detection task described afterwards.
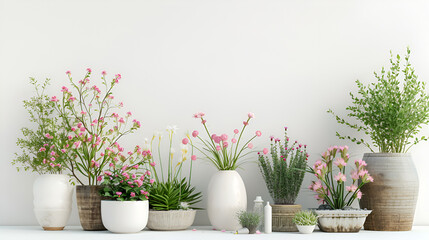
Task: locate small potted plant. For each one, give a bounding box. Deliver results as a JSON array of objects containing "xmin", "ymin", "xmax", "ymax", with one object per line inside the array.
[
  {"xmin": 328, "ymin": 48, "xmax": 428, "ymax": 230},
  {"xmin": 99, "ymin": 145, "xmax": 153, "ymax": 233},
  {"xmin": 292, "ymin": 210, "xmax": 318, "ymax": 234},
  {"xmin": 237, "ymin": 211, "xmax": 262, "ymax": 234},
  {"xmin": 188, "ymin": 112, "xmax": 262, "ymax": 231},
  {"xmin": 13, "ymin": 78, "xmax": 73, "ymax": 231},
  {"xmin": 257, "ymin": 127, "xmax": 308, "ymax": 232},
  {"xmin": 307, "ymin": 146, "xmax": 373, "ymax": 232},
  {"xmin": 51, "ymin": 69, "xmax": 142, "ymax": 230},
  {"xmin": 146, "ymin": 126, "xmax": 202, "ymax": 231}
]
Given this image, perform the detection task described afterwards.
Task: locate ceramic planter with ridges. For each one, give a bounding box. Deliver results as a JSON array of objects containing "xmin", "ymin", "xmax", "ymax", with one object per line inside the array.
[
  {"xmin": 147, "ymin": 209, "xmax": 196, "ymax": 231},
  {"xmin": 207, "ymin": 170, "xmax": 247, "ymax": 231},
  {"xmin": 315, "ymin": 209, "xmax": 372, "ymax": 232},
  {"xmin": 33, "ymin": 174, "xmax": 73, "ymax": 231},
  {"xmin": 360, "ymin": 153, "xmax": 419, "ymax": 231},
  {"xmin": 76, "ymin": 185, "xmax": 106, "ymax": 231},
  {"xmin": 101, "ymin": 200, "xmax": 149, "ymax": 233},
  {"xmin": 271, "ymin": 204, "xmax": 301, "ymax": 232}
]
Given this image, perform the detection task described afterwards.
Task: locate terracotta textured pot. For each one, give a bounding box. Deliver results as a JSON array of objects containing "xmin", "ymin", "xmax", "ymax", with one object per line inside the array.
[
  {"xmin": 360, "ymin": 153, "xmax": 419, "ymax": 231},
  {"xmin": 207, "ymin": 170, "xmax": 247, "ymax": 231},
  {"xmin": 271, "ymin": 204, "xmax": 301, "ymax": 232},
  {"xmin": 147, "ymin": 210, "xmax": 196, "ymax": 231},
  {"xmin": 315, "ymin": 209, "xmax": 372, "ymax": 232},
  {"xmin": 76, "ymin": 185, "xmax": 106, "ymax": 231}
]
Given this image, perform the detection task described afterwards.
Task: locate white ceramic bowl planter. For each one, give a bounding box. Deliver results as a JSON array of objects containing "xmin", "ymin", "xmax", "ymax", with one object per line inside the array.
[
  {"xmin": 207, "ymin": 170, "xmax": 247, "ymax": 231},
  {"xmin": 315, "ymin": 209, "xmax": 372, "ymax": 232},
  {"xmin": 33, "ymin": 174, "xmax": 73, "ymax": 231},
  {"xmin": 296, "ymin": 225, "xmax": 316, "ymax": 234},
  {"xmin": 101, "ymin": 200, "xmax": 149, "ymax": 233},
  {"xmin": 147, "ymin": 209, "xmax": 196, "ymax": 230}
]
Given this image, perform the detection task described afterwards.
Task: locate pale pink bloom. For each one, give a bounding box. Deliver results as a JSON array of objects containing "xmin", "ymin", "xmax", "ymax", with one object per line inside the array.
[
  {"xmin": 126, "ymin": 111, "xmax": 132, "ymax": 116},
  {"xmin": 213, "ymin": 136, "xmax": 221, "ymax": 144},
  {"xmin": 119, "ymin": 118, "xmax": 125, "ymax": 123},
  {"xmin": 43, "ymin": 159, "xmax": 46, "ymax": 164},
  {"xmin": 108, "ymin": 95, "xmax": 114, "ymax": 99},
  {"xmin": 216, "ymin": 145, "xmax": 221, "ymax": 151},
  {"xmin": 86, "ymin": 68, "xmax": 92, "ymax": 73},
  {"xmin": 130, "ymin": 192, "xmax": 135, "ymax": 197},
  {"xmin": 234, "ymin": 129, "xmax": 239, "ymax": 134},
  {"xmin": 346, "ymin": 185, "xmax": 358, "ymax": 192},
  {"xmin": 73, "ymin": 141, "xmax": 81, "ymax": 148},
  {"xmin": 119, "ymin": 102, "xmax": 124, "ymax": 107},
  {"xmin": 243, "ymin": 121, "xmax": 249, "ymax": 126},
  {"xmin": 115, "ymin": 74, "xmax": 121, "ymax": 83},
  {"xmin": 192, "ymin": 130, "xmax": 199, "ymax": 138},
  {"xmin": 45, "ymin": 133, "xmax": 53, "ymax": 139},
  {"xmin": 56, "ymin": 164, "xmax": 61, "ymax": 167},
  {"xmin": 61, "ymin": 86, "xmax": 69, "ymax": 92},
  {"xmin": 263, "ymin": 148, "xmax": 268, "ymax": 155},
  {"xmin": 248, "ymin": 143, "xmax": 254, "ymax": 149},
  {"xmin": 145, "ymin": 170, "xmax": 151, "ymax": 176},
  {"xmin": 356, "ymin": 190, "xmax": 362, "ymax": 199},
  {"xmin": 355, "ymin": 159, "xmax": 367, "ymax": 167},
  {"xmin": 80, "ymin": 127, "xmax": 86, "ymax": 132},
  {"xmin": 201, "ymin": 120, "xmax": 207, "ymax": 124},
  {"xmin": 61, "ymin": 149, "xmax": 66, "ymax": 153},
  {"xmin": 223, "ymin": 142, "xmax": 229, "ymax": 148},
  {"xmin": 66, "ymin": 70, "xmax": 71, "ymax": 75},
  {"xmin": 104, "ymin": 171, "xmax": 112, "ymax": 176},
  {"xmin": 50, "ymin": 151, "xmax": 56, "ymax": 156},
  {"xmin": 220, "ymin": 134, "xmax": 228, "ymax": 141},
  {"xmin": 150, "ymin": 162, "xmax": 156, "ymax": 167},
  {"xmin": 77, "ymin": 122, "xmax": 83, "ymax": 128},
  {"xmin": 39, "ymin": 147, "xmax": 46, "ymax": 152},
  {"xmin": 191, "ymin": 155, "xmax": 197, "ymax": 161},
  {"xmin": 334, "ymin": 172, "xmax": 346, "ymax": 182},
  {"xmin": 50, "ymin": 163, "xmax": 55, "ymax": 167},
  {"xmin": 231, "ymin": 138, "xmax": 237, "ymax": 143},
  {"xmin": 256, "ymin": 230, "xmax": 261, "ymax": 234},
  {"xmin": 247, "ymin": 112, "xmax": 255, "ymax": 118},
  {"xmin": 334, "ymin": 158, "xmax": 347, "ymax": 168},
  {"xmin": 109, "ymin": 162, "xmax": 114, "ymax": 167},
  {"xmin": 68, "ymin": 135, "xmax": 73, "ymax": 140},
  {"xmin": 358, "ymin": 169, "xmax": 368, "ymax": 177},
  {"xmin": 351, "ymin": 170, "xmax": 359, "ymax": 180},
  {"xmin": 150, "ymin": 179, "xmax": 155, "ymax": 184},
  {"xmin": 97, "ymin": 176, "xmax": 103, "ymax": 182},
  {"xmin": 136, "ymin": 180, "xmax": 143, "ymax": 187},
  {"xmin": 116, "ymin": 192, "xmax": 122, "ymax": 196},
  {"xmin": 81, "ymin": 111, "xmax": 86, "ymax": 115},
  {"xmin": 182, "ymin": 138, "xmax": 189, "ymax": 145},
  {"xmin": 131, "ymin": 173, "xmax": 136, "ymax": 179},
  {"xmin": 101, "ymin": 70, "xmax": 107, "ymax": 76},
  {"xmin": 255, "ymin": 130, "xmax": 262, "ymax": 137},
  {"xmin": 312, "ymin": 181, "xmax": 323, "ymax": 191}
]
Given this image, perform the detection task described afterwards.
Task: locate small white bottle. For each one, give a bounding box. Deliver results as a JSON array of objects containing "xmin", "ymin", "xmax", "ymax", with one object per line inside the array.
[
  {"xmin": 264, "ymin": 202, "xmax": 272, "ymax": 233},
  {"xmin": 253, "ymin": 196, "xmax": 264, "ymax": 230}
]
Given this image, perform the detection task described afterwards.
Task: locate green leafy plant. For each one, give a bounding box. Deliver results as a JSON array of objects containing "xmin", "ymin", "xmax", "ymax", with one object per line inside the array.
[
  {"xmin": 237, "ymin": 211, "xmax": 262, "ymax": 234},
  {"xmin": 147, "ymin": 126, "xmax": 202, "ymax": 210},
  {"xmin": 258, "ymin": 127, "xmax": 308, "ymax": 204},
  {"xmin": 292, "ymin": 210, "xmax": 318, "ymax": 226},
  {"xmin": 149, "ymin": 178, "xmax": 202, "ymax": 210},
  {"xmin": 328, "ymin": 48, "xmax": 429, "ymax": 153},
  {"xmin": 13, "ymin": 78, "xmax": 70, "ymax": 174}
]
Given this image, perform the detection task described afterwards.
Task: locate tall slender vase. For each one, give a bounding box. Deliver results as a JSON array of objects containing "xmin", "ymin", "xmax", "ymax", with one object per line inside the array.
[
  {"xmin": 360, "ymin": 153, "xmax": 419, "ymax": 231},
  {"xmin": 76, "ymin": 185, "xmax": 106, "ymax": 231},
  {"xmin": 33, "ymin": 174, "xmax": 73, "ymax": 230},
  {"xmin": 207, "ymin": 170, "xmax": 247, "ymax": 231}
]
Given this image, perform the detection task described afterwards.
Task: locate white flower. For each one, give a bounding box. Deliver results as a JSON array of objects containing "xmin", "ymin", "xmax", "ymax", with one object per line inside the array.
[
  {"xmin": 166, "ymin": 125, "xmax": 179, "ymax": 134},
  {"xmin": 142, "ymin": 138, "xmax": 151, "ymax": 151}
]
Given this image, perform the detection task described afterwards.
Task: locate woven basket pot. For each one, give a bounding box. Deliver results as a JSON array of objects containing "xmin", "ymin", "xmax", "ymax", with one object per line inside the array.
[
  {"xmin": 76, "ymin": 185, "xmax": 106, "ymax": 231},
  {"xmin": 271, "ymin": 204, "xmax": 301, "ymax": 232},
  {"xmin": 359, "ymin": 153, "xmax": 419, "ymax": 231}
]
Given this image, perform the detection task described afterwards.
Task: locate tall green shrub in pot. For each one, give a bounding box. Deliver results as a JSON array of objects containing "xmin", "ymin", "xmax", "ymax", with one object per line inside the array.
[
  {"xmin": 258, "ymin": 127, "xmax": 308, "ymax": 232},
  {"xmin": 328, "ymin": 48, "xmax": 429, "ymax": 231}
]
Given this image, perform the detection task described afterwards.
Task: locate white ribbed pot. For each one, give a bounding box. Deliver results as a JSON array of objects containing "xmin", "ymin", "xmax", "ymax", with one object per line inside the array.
[
  {"xmin": 147, "ymin": 209, "xmax": 196, "ymax": 231},
  {"xmin": 101, "ymin": 200, "xmax": 149, "ymax": 233},
  {"xmin": 33, "ymin": 174, "xmax": 73, "ymax": 231},
  {"xmin": 296, "ymin": 225, "xmax": 316, "ymax": 234},
  {"xmin": 207, "ymin": 170, "xmax": 247, "ymax": 231},
  {"xmin": 315, "ymin": 209, "xmax": 372, "ymax": 232}
]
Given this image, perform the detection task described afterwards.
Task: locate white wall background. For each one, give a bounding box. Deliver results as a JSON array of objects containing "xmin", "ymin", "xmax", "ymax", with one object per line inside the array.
[{"xmin": 1, "ymin": 0, "xmax": 429, "ymax": 226}]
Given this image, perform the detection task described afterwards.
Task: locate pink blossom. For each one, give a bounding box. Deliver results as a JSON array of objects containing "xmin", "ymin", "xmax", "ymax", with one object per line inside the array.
[
  {"xmin": 45, "ymin": 133, "xmax": 53, "ymax": 139},
  {"xmin": 39, "ymin": 147, "xmax": 46, "ymax": 152},
  {"xmin": 50, "ymin": 96, "xmax": 59, "ymax": 102},
  {"xmin": 263, "ymin": 148, "xmax": 268, "ymax": 155},
  {"xmin": 216, "ymin": 145, "xmax": 221, "ymax": 151},
  {"xmin": 243, "ymin": 121, "xmax": 249, "ymax": 126},
  {"xmin": 248, "ymin": 143, "xmax": 253, "ymax": 149},
  {"xmin": 115, "ymin": 74, "xmax": 121, "ymax": 83},
  {"xmin": 50, "ymin": 151, "xmax": 56, "ymax": 156},
  {"xmin": 119, "ymin": 102, "xmax": 124, "ymax": 107},
  {"xmin": 61, "ymin": 86, "xmax": 69, "ymax": 92},
  {"xmin": 247, "ymin": 112, "xmax": 255, "ymax": 118},
  {"xmin": 50, "ymin": 163, "xmax": 55, "ymax": 167},
  {"xmin": 223, "ymin": 142, "xmax": 229, "ymax": 148},
  {"xmin": 80, "ymin": 127, "xmax": 85, "ymax": 132},
  {"xmin": 231, "ymin": 138, "xmax": 237, "ymax": 143},
  {"xmin": 351, "ymin": 170, "xmax": 359, "ymax": 180},
  {"xmin": 193, "ymin": 112, "xmax": 205, "ymax": 119},
  {"xmin": 97, "ymin": 176, "xmax": 103, "ymax": 182},
  {"xmin": 191, "ymin": 155, "xmax": 197, "ymax": 161},
  {"xmin": 356, "ymin": 190, "xmax": 362, "ymax": 199},
  {"xmin": 130, "ymin": 192, "xmax": 135, "ymax": 197},
  {"xmin": 150, "ymin": 162, "xmax": 156, "ymax": 167},
  {"xmin": 220, "ymin": 134, "xmax": 228, "ymax": 141},
  {"xmin": 116, "ymin": 192, "xmax": 122, "ymax": 196},
  {"xmin": 43, "ymin": 159, "xmax": 46, "ymax": 164},
  {"xmin": 150, "ymin": 179, "xmax": 155, "ymax": 184},
  {"xmin": 127, "ymin": 111, "xmax": 132, "ymax": 116},
  {"xmin": 73, "ymin": 141, "xmax": 81, "ymax": 148},
  {"xmin": 334, "ymin": 158, "xmax": 347, "ymax": 168},
  {"xmin": 56, "ymin": 164, "xmax": 61, "ymax": 167},
  {"xmin": 182, "ymin": 138, "xmax": 189, "ymax": 145},
  {"xmin": 86, "ymin": 68, "xmax": 92, "ymax": 73},
  {"xmin": 77, "ymin": 122, "xmax": 83, "ymax": 128},
  {"xmin": 104, "ymin": 171, "xmax": 112, "ymax": 176},
  {"xmin": 101, "ymin": 70, "xmax": 107, "ymax": 76},
  {"xmin": 213, "ymin": 136, "xmax": 221, "ymax": 144},
  {"xmin": 66, "ymin": 70, "xmax": 71, "ymax": 75},
  {"xmin": 192, "ymin": 130, "xmax": 199, "ymax": 138},
  {"xmin": 119, "ymin": 118, "xmax": 125, "ymax": 123},
  {"xmin": 234, "ymin": 129, "xmax": 239, "ymax": 134},
  {"xmin": 334, "ymin": 172, "xmax": 346, "ymax": 182},
  {"xmin": 81, "ymin": 111, "xmax": 86, "ymax": 115},
  {"xmin": 61, "ymin": 149, "xmax": 66, "ymax": 153},
  {"xmin": 68, "ymin": 135, "xmax": 73, "ymax": 140},
  {"xmin": 255, "ymin": 130, "xmax": 262, "ymax": 137},
  {"xmin": 346, "ymin": 185, "xmax": 358, "ymax": 192}
]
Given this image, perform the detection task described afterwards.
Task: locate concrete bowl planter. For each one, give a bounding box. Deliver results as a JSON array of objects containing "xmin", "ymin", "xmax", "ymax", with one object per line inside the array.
[
  {"xmin": 296, "ymin": 225, "xmax": 316, "ymax": 234},
  {"xmin": 147, "ymin": 209, "xmax": 196, "ymax": 231},
  {"xmin": 315, "ymin": 209, "xmax": 372, "ymax": 232}
]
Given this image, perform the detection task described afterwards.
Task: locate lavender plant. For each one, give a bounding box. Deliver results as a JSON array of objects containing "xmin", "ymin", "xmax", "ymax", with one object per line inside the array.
[
  {"xmin": 328, "ymin": 48, "xmax": 429, "ymax": 153},
  {"xmin": 258, "ymin": 127, "xmax": 308, "ymax": 205}
]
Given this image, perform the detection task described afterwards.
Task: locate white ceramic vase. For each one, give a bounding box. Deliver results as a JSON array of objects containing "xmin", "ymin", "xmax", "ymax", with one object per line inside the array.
[
  {"xmin": 101, "ymin": 200, "xmax": 149, "ymax": 233},
  {"xmin": 207, "ymin": 170, "xmax": 247, "ymax": 231},
  {"xmin": 33, "ymin": 174, "xmax": 73, "ymax": 231},
  {"xmin": 296, "ymin": 225, "xmax": 315, "ymax": 234}
]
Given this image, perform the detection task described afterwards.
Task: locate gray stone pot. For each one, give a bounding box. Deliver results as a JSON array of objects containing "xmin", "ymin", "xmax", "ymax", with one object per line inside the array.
[
  {"xmin": 360, "ymin": 153, "xmax": 419, "ymax": 231},
  {"xmin": 147, "ymin": 209, "xmax": 196, "ymax": 231},
  {"xmin": 315, "ymin": 209, "xmax": 372, "ymax": 232}
]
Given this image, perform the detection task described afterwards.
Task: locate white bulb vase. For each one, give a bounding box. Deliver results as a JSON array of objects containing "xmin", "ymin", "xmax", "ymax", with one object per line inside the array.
[
  {"xmin": 33, "ymin": 174, "xmax": 73, "ymax": 231},
  {"xmin": 101, "ymin": 200, "xmax": 149, "ymax": 233},
  {"xmin": 207, "ymin": 170, "xmax": 247, "ymax": 231}
]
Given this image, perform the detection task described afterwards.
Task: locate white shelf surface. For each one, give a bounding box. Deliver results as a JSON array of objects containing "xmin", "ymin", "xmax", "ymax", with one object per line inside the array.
[{"xmin": 0, "ymin": 226, "xmax": 428, "ymax": 240}]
